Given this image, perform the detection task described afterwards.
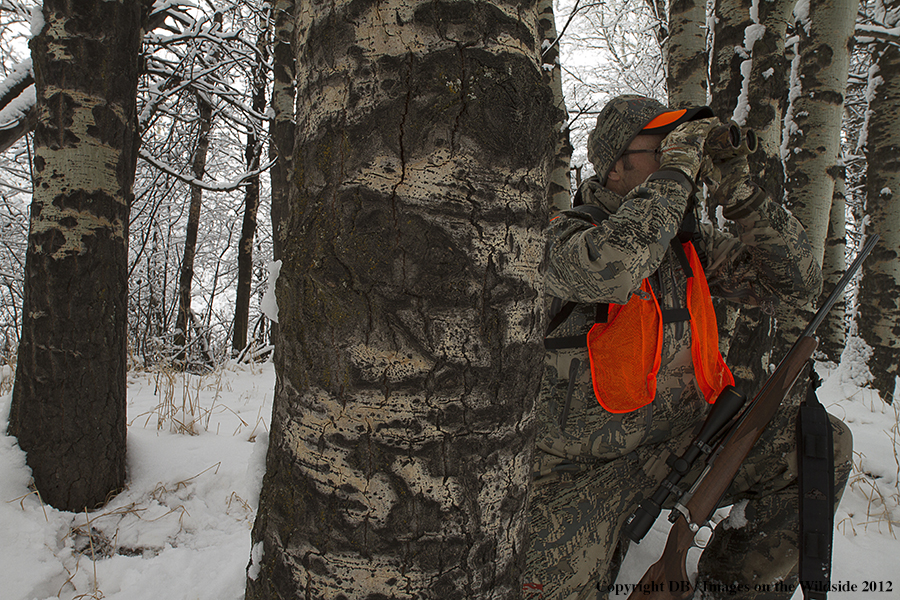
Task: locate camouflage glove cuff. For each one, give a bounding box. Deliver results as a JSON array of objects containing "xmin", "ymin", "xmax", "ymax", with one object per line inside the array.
[
  {"xmin": 701, "ymin": 155, "xmax": 749, "ymax": 192},
  {"xmin": 721, "ymin": 181, "xmax": 767, "ymax": 220},
  {"xmin": 658, "ymin": 118, "xmax": 717, "ymax": 180}
]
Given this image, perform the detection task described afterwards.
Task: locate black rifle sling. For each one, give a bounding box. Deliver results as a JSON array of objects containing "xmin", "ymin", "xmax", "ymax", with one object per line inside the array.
[{"xmin": 797, "ymin": 362, "xmax": 835, "ymax": 600}]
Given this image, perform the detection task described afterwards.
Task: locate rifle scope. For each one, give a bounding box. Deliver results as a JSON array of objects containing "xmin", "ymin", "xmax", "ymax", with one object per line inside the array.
[{"xmin": 623, "ymin": 386, "xmax": 747, "ymax": 543}]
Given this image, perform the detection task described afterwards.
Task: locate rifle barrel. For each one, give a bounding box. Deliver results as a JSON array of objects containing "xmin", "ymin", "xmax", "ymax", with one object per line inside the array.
[{"xmin": 803, "ymin": 234, "xmax": 880, "ymax": 338}]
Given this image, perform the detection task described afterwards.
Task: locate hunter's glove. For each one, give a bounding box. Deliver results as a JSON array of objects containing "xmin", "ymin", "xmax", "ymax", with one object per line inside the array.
[
  {"xmin": 705, "ymin": 155, "xmax": 766, "ymax": 218},
  {"xmin": 658, "ymin": 118, "xmax": 718, "ymax": 180}
]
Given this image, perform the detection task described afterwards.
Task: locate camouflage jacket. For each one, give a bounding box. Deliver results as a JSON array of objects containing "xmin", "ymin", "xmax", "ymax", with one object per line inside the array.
[{"xmin": 536, "ymin": 174, "xmax": 822, "ymax": 474}]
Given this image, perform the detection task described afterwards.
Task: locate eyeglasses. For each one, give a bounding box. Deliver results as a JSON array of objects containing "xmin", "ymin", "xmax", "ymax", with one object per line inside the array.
[{"xmin": 621, "ymin": 148, "xmax": 662, "ymax": 161}]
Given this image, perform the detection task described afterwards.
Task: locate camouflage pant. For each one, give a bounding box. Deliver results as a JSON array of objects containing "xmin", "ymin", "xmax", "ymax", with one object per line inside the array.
[{"xmin": 523, "ymin": 395, "xmax": 853, "ymax": 600}]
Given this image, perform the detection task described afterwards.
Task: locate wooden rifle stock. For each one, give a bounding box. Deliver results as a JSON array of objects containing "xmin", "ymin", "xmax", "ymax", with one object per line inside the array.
[
  {"xmin": 626, "ymin": 234, "xmax": 880, "ymax": 600},
  {"xmin": 627, "ymin": 337, "xmax": 817, "ymax": 600}
]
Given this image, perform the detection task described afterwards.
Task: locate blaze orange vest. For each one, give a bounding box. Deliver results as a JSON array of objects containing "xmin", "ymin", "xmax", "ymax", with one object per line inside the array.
[{"xmin": 586, "ymin": 241, "xmax": 734, "ymax": 413}]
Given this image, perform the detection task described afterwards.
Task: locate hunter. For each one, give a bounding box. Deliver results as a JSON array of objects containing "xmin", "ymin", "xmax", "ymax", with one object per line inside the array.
[{"xmin": 523, "ymin": 95, "xmax": 852, "ymax": 599}]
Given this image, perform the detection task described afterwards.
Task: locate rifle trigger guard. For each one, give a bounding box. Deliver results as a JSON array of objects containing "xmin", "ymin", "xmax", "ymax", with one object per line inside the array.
[
  {"xmin": 693, "ymin": 522, "xmax": 715, "ymax": 550},
  {"xmin": 672, "ymin": 503, "xmax": 701, "ymax": 533}
]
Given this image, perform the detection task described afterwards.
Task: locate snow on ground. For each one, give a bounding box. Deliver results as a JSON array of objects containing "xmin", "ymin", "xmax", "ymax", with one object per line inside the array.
[
  {"xmin": 1, "ymin": 340, "xmax": 898, "ymax": 600},
  {"xmin": 0, "ymin": 360, "xmax": 273, "ymax": 600}
]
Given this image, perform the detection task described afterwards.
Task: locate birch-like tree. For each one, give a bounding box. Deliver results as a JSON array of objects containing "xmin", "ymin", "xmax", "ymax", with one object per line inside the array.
[
  {"xmin": 173, "ymin": 94, "xmax": 214, "ymax": 365},
  {"xmin": 245, "ymin": 0, "xmax": 554, "ymax": 597},
  {"xmin": 233, "ymin": 11, "xmax": 270, "ymax": 356},
  {"xmin": 665, "ymin": 0, "xmax": 708, "ymax": 107},
  {"xmin": 6, "ymin": 0, "xmax": 145, "ymax": 511},
  {"xmin": 538, "ymin": 0, "xmax": 573, "ymax": 215},
  {"xmin": 859, "ymin": 0, "xmax": 900, "ymax": 402},
  {"xmin": 779, "ymin": 0, "xmax": 858, "ymax": 356}
]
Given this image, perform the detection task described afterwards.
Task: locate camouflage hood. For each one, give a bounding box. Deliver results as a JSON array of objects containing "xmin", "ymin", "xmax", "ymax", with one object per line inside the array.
[{"xmin": 587, "ymin": 95, "xmax": 713, "ymax": 184}]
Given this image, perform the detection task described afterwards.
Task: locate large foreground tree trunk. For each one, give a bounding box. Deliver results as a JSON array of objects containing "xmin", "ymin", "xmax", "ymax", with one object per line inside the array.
[
  {"xmin": 7, "ymin": 0, "xmax": 144, "ymax": 512},
  {"xmin": 538, "ymin": 0, "xmax": 573, "ymax": 216},
  {"xmin": 246, "ymin": 0, "xmax": 554, "ymax": 597}
]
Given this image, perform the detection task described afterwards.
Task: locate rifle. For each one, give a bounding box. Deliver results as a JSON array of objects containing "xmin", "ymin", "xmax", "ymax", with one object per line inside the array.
[{"xmin": 625, "ymin": 233, "xmax": 880, "ymax": 600}]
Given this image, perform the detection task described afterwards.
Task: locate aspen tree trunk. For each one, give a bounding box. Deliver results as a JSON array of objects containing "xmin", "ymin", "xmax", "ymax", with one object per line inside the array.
[
  {"xmin": 783, "ymin": 0, "xmax": 856, "ymax": 265},
  {"xmin": 708, "ymin": 0, "xmax": 796, "ymax": 391},
  {"xmin": 666, "ymin": 0, "xmax": 708, "ymax": 107},
  {"xmin": 778, "ymin": 0, "xmax": 857, "ymax": 351},
  {"xmin": 7, "ymin": 0, "xmax": 143, "ymax": 512},
  {"xmin": 820, "ymin": 177, "xmax": 848, "ymax": 360},
  {"xmin": 709, "ymin": 0, "xmax": 747, "ymax": 118},
  {"xmin": 860, "ymin": 12, "xmax": 900, "ymax": 403},
  {"xmin": 268, "ymin": 0, "xmax": 295, "ymax": 264},
  {"xmin": 173, "ymin": 95, "xmax": 213, "ymax": 364},
  {"xmin": 245, "ymin": 0, "xmax": 554, "ymax": 597},
  {"xmin": 537, "ymin": 0, "xmax": 573, "ymax": 216},
  {"xmin": 731, "ymin": 0, "xmax": 794, "ymax": 185}
]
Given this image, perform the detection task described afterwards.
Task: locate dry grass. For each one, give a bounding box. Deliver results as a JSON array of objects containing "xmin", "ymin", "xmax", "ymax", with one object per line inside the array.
[
  {"xmin": 848, "ymin": 475, "xmax": 897, "ymax": 537},
  {"xmin": 129, "ymin": 362, "xmax": 248, "ymax": 436},
  {"xmin": 827, "ymin": 380, "xmax": 900, "ymax": 539},
  {"xmin": 890, "ymin": 399, "xmax": 900, "ymax": 497},
  {"xmin": 846, "ymin": 403, "xmax": 899, "ymax": 539}
]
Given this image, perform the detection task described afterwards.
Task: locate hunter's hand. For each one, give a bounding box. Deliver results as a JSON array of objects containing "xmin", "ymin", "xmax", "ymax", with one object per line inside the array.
[
  {"xmin": 659, "ymin": 118, "xmax": 718, "ymax": 180},
  {"xmin": 704, "ymin": 155, "xmax": 748, "ymax": 203},
  {"xmin": 706, "ymin": 155, "xmax": 766, "ymax": 218}
]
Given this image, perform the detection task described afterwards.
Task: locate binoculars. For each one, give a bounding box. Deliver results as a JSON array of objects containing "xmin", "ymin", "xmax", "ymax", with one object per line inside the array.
[{"xmin": 705, "ymin": 122, "xmax": 758, "ymax": 161}]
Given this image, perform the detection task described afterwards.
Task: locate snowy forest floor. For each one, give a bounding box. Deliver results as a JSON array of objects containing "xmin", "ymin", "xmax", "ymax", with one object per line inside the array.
[{"xmin": 1, "ymin": 338, "xmax": 898, "ymax": 600}]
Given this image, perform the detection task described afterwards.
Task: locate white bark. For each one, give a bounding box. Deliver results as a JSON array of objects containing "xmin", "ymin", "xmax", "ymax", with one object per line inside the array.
[
  {"xmin": 247, "ymin": 1, "xmax": 553, "ymax": 597},
  {"xmin": 859, "ymin": 0, "xmax": 900, "ymax": 401}
]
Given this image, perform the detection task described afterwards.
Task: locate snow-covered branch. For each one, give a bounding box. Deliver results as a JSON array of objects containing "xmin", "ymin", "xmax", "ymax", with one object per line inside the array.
[
  {"xmin": 0, "ymin": 58, "xmax": 35, "ymax": 152},
  {"xmin": 138, "ymin": 147, "xmax": 275, "ymax": 192},
  {"xmin": 855, "ymin": 23, "xmax": 900, "ymax": 47}
]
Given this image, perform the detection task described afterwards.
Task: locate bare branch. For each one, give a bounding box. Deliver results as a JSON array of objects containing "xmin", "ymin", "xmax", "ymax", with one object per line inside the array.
[{"xmin": 138, "ymin": 147, "xmax": 275, "ymax": 192}]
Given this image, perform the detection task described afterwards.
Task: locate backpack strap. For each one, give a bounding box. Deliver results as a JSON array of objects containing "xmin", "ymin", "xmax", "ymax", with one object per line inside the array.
[
  {"xmin": 670, "ymin": 236, "xmax": 694, "ymax": 279},
  {"xmin": 545, "ymin": 204, "xmax": 612, "ymax": 348},
  {"xmin": 570, "ymin": 203, "xmax": 611, "ymax": 225},
  {"xmin": 677, "ymin": 209, "xmax": 709, "ymax": 271}
]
